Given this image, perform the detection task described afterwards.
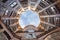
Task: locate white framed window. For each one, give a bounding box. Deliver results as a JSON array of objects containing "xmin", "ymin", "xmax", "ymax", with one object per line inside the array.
[{"xmin": 10, "ymin": 2, "xmax": 17, "ymax": 8}]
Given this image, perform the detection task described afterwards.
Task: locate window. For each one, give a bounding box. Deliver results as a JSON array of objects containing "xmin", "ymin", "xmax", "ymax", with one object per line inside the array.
[
  {"xmin": 5, "ymin": 9, "xmax": 8, "ymax": 15},
  {"xmin": 10, "ymin": 2, "xmax": 17, "ymax": 8},
  {"xmin": 25, "ymin": 33, "xmax": 36, "ymax": 39},
  {"xmin": 1, "ymin": 0, "xmax": 8, "ymax": 3}
]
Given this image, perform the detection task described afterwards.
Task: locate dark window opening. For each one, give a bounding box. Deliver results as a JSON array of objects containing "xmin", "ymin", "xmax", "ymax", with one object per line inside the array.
[
  {"xmin": 3, "ymin": 31, "xmax": 11, "ymax": 40},
  {"xmin": 1, "ymin": 0, "xmax": 8, "ymax": 3},
  {"xmin": 0, "ymin": 25, "xmax": 3, "ymax": 29}
]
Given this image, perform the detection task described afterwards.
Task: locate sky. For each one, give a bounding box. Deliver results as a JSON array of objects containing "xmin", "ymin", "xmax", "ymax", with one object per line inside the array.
[{"xmin": 19, "ymin": 10, "xmax": 40, "ymax": 28}]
